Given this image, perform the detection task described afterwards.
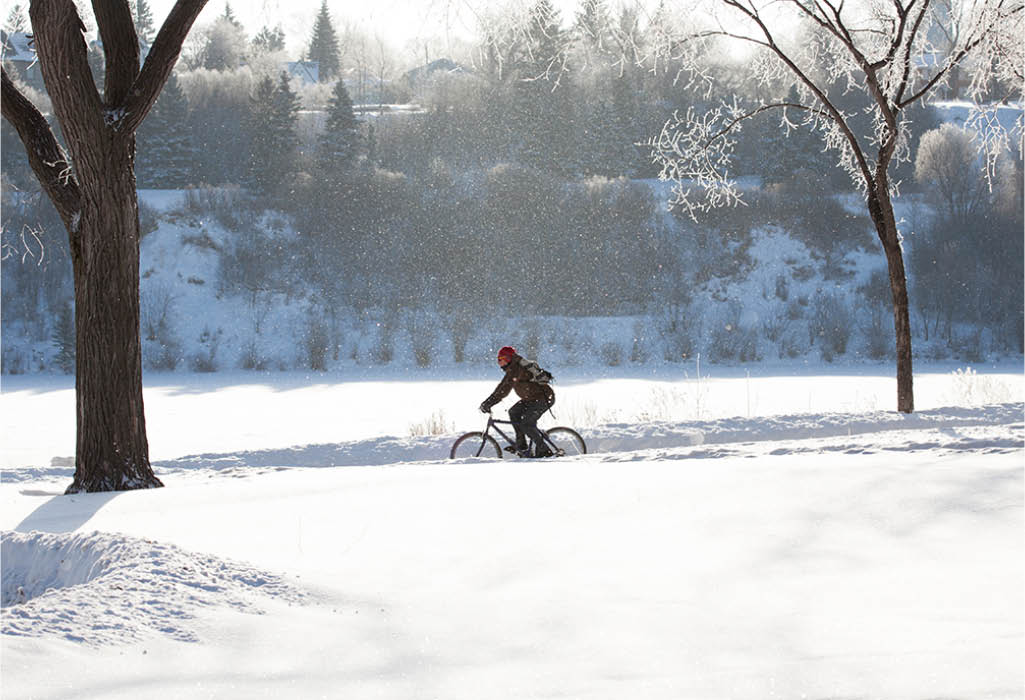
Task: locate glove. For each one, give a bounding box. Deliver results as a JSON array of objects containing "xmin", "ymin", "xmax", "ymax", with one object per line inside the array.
[{"xmin": 479, "ymin": 402, "xmax": 491, "ymax": 414}]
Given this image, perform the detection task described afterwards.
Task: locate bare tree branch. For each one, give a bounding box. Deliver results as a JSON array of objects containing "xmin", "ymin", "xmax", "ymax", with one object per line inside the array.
[
  {"xmin": 703, "ymin": 101, "xmax": 833, "ymax": 148},
  {"xmin": 28, "ymin": 0, "xmax": 104, "ymax": 145},
  {"xmin": 899, "ymin": 2, "xmax": 1024, "ymax": 107},
  {"xmin": 119, "ymin": 0, "xmax": 210, "ymax": 134},
  {"xmin": 92, "ymin": 0, "xmax": 139, "ymax": 107},
  {"xmin": 0, "ymin": 68, "xmax": 82, "ymax": 230}
]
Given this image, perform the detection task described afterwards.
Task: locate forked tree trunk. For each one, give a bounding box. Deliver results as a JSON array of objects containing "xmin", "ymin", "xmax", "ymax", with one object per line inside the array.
[
  {"xmin": 68, "ymin": 136, "xmax": 161, "ymax": 493},
  {"xmin": 2, "ymin": 0, "xmax": 209, "ymax": 493}
]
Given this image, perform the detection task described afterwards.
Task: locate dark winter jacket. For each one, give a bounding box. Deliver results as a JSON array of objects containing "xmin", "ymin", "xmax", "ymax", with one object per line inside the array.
[{"xmin": 481, "ymin": 354, "xmax": 555, "ymax": 411}]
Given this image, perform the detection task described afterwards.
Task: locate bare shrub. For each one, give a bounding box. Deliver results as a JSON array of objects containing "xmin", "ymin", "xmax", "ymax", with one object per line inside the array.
[
  {"xmin": 658, "ymin": 306, "xmax": 696, "ymax": 362},
  {"xmin": 304, "ymin": 312, "xmax": 330, "ymax": 371},
  {"xmin": 141, "ymin": 284, "xmax": 182, "ymax": 370},
  {"xmin": 239, "ymin": 340, "xmax": 269, "ymax": 370},
  {"xmin": 407, "ymin": 312, "xmax": 437, "ymax": 368},
  {"xmin": 811, "ymin": 292, "xmax": 854, "ymax": 362},
  {"xmin": 139, "ymin": 200, "xmax": 160, "ymax": 238},
  {"xmin": 371, "ymin": 317, "xmax": 396, "ymax": 365},
  {"xmin": 600, "ymin": 341, "xmax": 623, "ymax": 366},
  {"xmin": 2, "ymin": 346, "xmax": 27, "ymax": 375},
  {"xmin": 409, "ymin": 410, "xmax": 454, "ymax": 437},
  {"xmin": 708, "ymin": 321, "xmax": 760, "ymax": 363},
  {"xmin": 706, "ymin": 302, "xmax": 760, "ymax": 363},
  {"xmin": 182, "ymin": 184, "xmax": 256, "ymax": 231},
  {"xmin": 630, "ymin": 320, "xmax": 649, "ymax": 364},
  {"xmin": 181, "ymin": 230, "xmax": 221, "ymax": 252},
  {"xmin": 523, "ymin": 320, "xmax": 541, "ymax": 360},
  {"xmin": 863, "ymin": 310, "xmax": 893, "ymax": 360},
  {"xmin": 190, "ymin": 327, "xmax": 222, "ymax": 372},
  {"xmin": 763, "ymin": 314, "xmax": 794, "ymax": 359},
  {"xmin": 443, "ymin": 310, "xmax": 475, "ymax": 364}
]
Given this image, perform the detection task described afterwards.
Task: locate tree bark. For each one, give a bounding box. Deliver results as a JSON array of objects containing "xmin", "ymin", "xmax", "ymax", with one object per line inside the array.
[
  {"xmin": 868, "ymin": 190, "xmax": 915, "ymax": 414},
  {"xmin": 22, "ymin": 0, "xmax": 157, "ymax": 493},
  {"xmin": 67, "ymin": 136, "xmax": 160, "ymax": 493},
  {"xmin": 1, "ymin": 0, "xmax": 209, "ymax": 492}
]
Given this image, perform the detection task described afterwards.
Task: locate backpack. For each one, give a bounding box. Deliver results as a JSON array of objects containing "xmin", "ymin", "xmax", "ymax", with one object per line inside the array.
[{"xmin": 519, "ymin": 358, "xmax": 553, "ymax": 384}]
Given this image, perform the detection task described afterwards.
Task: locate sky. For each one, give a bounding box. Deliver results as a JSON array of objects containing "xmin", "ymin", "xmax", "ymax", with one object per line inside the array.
[
  {"xmin": 1, "ymin": 0, "xmax": 593, "ymax": 65},
  {"xmin": 162, "ymin": 0, "xmax": 487, "ymax": 53}
]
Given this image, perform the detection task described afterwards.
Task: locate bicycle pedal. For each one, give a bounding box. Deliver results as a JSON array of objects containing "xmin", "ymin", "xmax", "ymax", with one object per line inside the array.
[{"xmin": 503, "ymin": 445, "xmax": 520, "ymax": 454}]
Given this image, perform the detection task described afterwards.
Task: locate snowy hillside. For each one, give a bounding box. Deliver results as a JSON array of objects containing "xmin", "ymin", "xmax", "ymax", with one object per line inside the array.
[
  {"xmin": 2, "ymin": 176, "xmax": 1017, "ymax": 378},
  {"xmin": 2, "ymin": 369, "xmax": 1022, "ymax": 699}
]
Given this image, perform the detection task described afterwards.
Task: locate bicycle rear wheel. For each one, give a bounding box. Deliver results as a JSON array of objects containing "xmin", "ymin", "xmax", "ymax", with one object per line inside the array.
[
  {"xmin": 545, "ymin": 427, "xmax": 587, "ymax": 456},
  {"xmin": 450, "ymin": 432, "xmax": 502, "ymax": 459}
]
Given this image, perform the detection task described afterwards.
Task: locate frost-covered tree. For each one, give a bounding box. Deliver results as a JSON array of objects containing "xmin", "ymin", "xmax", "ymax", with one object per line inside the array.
[
  {"xmin": 515, "ymin": 0, "xmax": 575, "ymax": 172},
  {"xmin": 252, "ymin": 25, "xmax": 286, "ymax": 55},
  {"xmin": 648, "ymin": 0, "xmax": 1023, "ymax": 413},
  {"xmin": 201, "ymin": 5, "xmax": 248, "ymax": 70},
  {"xmin": 132, "ymin": 0, "xmax": 156, "ymax": 43},
  {"xmin": 574, "ymin": 0, "xmax": 612, "ymax": 67},
  {"xmin": 1, "ymin": 0, "xmax": 209, "ymax": 492},
  {"xmin": 915, "ymin": 123, "xmax": 991, "ymax": 225},
  {"xmin": 3, "ymin": 3, "xmax": 28, "ymax": 33},
  {"xmin": 307, "ymin": 1, "xmax": 341, "ymax": 81}
]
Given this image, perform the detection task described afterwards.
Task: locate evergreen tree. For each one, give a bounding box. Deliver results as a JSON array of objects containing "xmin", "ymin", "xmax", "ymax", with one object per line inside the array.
[
  {"xmin": 203, "ymin": 5, "xmax": 248, "ymax": 71},
  {"xmin": 521, "ymin": 0, "xmax": 569, "ymax": 83},
  {"xmin": 52, "ymin": 301, "xmax": 75, "ymax": 374},
  {"xmin": 221, "ymin": 2, "xmax": 243, "ymax": 29},
  {"xmin": 137, "ymin": 72, "xmax": 194, "ymax": 188},
  {"xmin": 186, "ymin": 80, "xmax": 249, "ymax": 186},
  {"xmin": 515, "ymin": 0, "xmax": 575, "ymax": 173},
  {"xmin": 307, "ymin": 1, "xmax": 341, "ymax": 81},
  {"xmin": 132, "ymin": 0, "xmax": 156, "ymax": 43},
  {"xmin": 318, "ymin": 79, "xmax": 360, "ymax": 172},
  {"xmin": 575, "ymin": 0, "xmax": 611, "ymax": 60},
  {"xmin": 577, "ymin": 74, "xmax": 638, "ymax": 177},
  {"xmin": 610, "ymin": 71, "xmax": 642, "ymax": 174},
  {"xmin": 253, "ymin": 25, "xmax": 286, "ymax": 54},
  {"xmin": 4, "ymin": 3, "xmax": 27, "ymax": 33},
  {"xmin": 246, "ymin": 72, "xmax": 301, "ymax": 195}
]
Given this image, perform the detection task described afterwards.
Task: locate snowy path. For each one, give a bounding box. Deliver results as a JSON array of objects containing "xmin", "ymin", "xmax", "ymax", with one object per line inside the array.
[{"xmin": 2, "ymin": 401, "xmax": 1019, "ymax": 483}]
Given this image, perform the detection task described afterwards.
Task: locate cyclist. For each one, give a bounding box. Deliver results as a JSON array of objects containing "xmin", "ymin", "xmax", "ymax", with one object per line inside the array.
[{"xmin": 479, "ymin": 345, "xmax": 555, "ymax": 458}]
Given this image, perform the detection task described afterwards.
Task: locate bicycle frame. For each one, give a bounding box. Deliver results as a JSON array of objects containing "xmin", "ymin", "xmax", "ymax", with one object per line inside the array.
[{"xmin": 480, "ymin": 413, "xmax": 557, "ymax": 456}]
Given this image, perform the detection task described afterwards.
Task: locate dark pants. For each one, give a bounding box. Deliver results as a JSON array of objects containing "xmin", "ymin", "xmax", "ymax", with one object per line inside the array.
[{"xmin": 509, "ymin": 399, "xmax": 550, "ymax": 455}]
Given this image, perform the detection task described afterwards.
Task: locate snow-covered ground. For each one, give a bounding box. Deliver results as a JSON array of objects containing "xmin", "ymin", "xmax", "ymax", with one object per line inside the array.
[{"xmin": 1, "ymin": 364, "xmax": 1023, "ymax": 699}]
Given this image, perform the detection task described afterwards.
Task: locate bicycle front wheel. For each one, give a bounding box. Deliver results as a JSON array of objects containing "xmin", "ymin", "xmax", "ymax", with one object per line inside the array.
[
  {"xmin": 450, "ymin": 432, "xmax": 502, "ymax": 459},
  {"xmin": 545, "ymin": 427, "xmax": 587, "ymax": 456}
]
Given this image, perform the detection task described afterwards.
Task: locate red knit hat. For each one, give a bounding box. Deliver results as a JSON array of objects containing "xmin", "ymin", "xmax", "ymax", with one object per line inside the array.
[{"xmin": 497, "ymin": 346, "xmax": 517, "ymax": 361}]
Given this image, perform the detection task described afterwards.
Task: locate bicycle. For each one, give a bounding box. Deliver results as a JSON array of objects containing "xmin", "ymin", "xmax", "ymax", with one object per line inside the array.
[{"xmin": 449, "ymin": 410, "xmax": 587, "ymax": 459}]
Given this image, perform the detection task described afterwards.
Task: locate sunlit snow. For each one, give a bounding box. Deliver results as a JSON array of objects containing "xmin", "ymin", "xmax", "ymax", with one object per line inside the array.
[{"xmin": 1, "ymin": 367, "xmax": 1021, "ymax": 700}]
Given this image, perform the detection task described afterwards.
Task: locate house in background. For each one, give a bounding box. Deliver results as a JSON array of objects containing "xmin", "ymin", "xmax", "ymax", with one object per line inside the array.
[
  {"xmin": 402, "ymin": 58, "xmax": 469, "ymax": 97},
  {"xmin": 1, "ymin": 30, "xmax": 43, "ymax": 92},
  {"xmin": 287, "ymin": 60, "xmax": 319, "ymax": 86}
]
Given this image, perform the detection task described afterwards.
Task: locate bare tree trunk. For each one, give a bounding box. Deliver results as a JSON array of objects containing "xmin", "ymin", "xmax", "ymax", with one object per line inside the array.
[
  {"xmin": 3, "ymin": 0, "xmax": 209, "ymax": 493},
  {"xmin": 67, "ymin": 137, "xmax": 160, "ymax": 493},
  {"xmin": 869, "ymin": 191, "xmax": 915, "ymax": 414}
]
